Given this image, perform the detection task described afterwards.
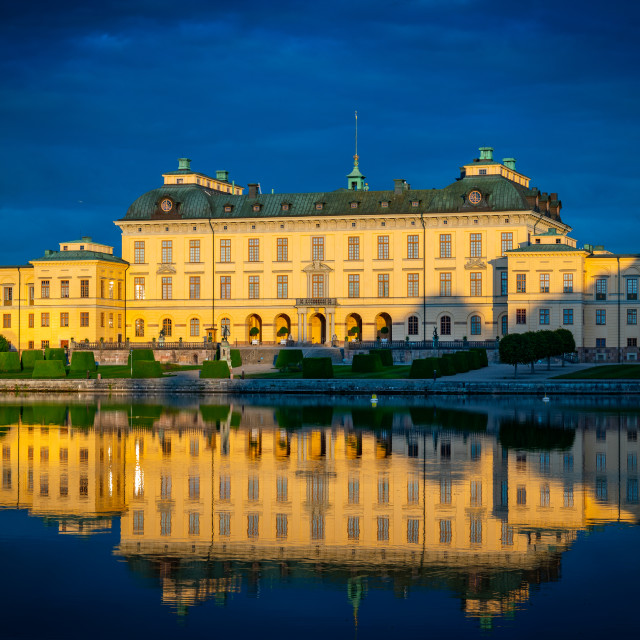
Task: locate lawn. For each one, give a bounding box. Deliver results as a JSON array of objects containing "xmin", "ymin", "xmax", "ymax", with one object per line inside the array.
[
  {"xmin": 246, "ymin": 365, "xmax": 413, "ymax": 379},
  {"xmin": 0, "ymin": 363, "xmax": 202, "ymax": 379},
  {"xmin": 554, "ymin": 364, "xmax": 640, "ymax": 380}
]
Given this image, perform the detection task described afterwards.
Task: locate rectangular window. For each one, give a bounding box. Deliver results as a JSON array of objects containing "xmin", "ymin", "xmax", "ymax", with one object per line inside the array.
[
  {"xmin": 378, "ymin": 273, "xmax": 389, "ymax": 298},
  {"xmin": 628, "ymin": 309, "xmax": 637, "ymax": 325},
  {"xmin": 407, "ymin": 273, "xmax": 419, "ymax": 297},
  {"xmin": 348, "ymin": 236, "xmax": 360, "ymax": 260},
  {"xmin": 100, "ymin": 280, "xmax": 105, "ymax": 298},
  {"xmin": 160, "ymin": 512, "xmax": 171, "ymax": 536},
  {"xmin": 440, "ymin": 272, "xmax": 451, "ymax": 297},
  {"xmin": 540, "ymin": 273, "xmax": 550, "ymax": 293},
  {"xmin": 188, "ymin": 512, "xmax": 200, "ymax": 536},
  {"xmin": 133, "ymin": 511, "xmax": 144, "ymax": 535},
  {"xmin": 189, "ymin": 276, "xmax": 200, "ymax": 300},
  {"xmin": 312, "ymin": 236, "xmax": 324, "ymax": 261},
  {"xmin": 41, "ymin": 312, "xmax": 49, "ymax": 327},
  {"xmin": 596, "ymin": 338, "xmax": 606, "ymax": 347},
  {"xmin": 60, "ymin": 280, "xmax": 69, "ymax": 298},
  {"xmin": 277, "ymin": 237, "xmax": 288, "ymax": 261},
  {"xmin": 501, "ymin": 271, "xmax": 508, "ymax": 296},
  {"xmin": 60, "ymin": 312, "xmax": 69, "ymax": 327},
  {"xmin": 470, "ymin": 233, "xmax": 482, "ymax": 258},
  {"xmin": 596, "ymin": 453, "xmax": 606, "ymax": 471},
  {"xmin": 378, "ymin": 476, "xmax": 389, "ymax": 504},
  {"xmin": 161, "ymin": 277, "xmax": 172, "ymax": 300},
  {"xmin": 134, "ymin": 241, "xmax": 145, "ymax": 264},
  {"xmin": 439, "ymin": 519, "xmax": 452, "ymax": 544},
  {"xmin": 161, "ymin": 240, "xmax": 172, "ymax": 264},
  {"xmin": 118, "ymin": 282, "xmax": 122, "ymax": 300},
  {"xmin": 407, "ymin": 234, "xmax": 419, "ymax": 259},
  {"xmin": 470, "ymin": 272, "xmax": 482, "ymax": 296},
  {"xmin": 470, "ymin": 517, "xmax": 482, "ymax": 544},
  {"xmin": 218, "ymin": 512, "xmax": 231, "ymax": 537},
  {"xmin": 539, "ymin": 309, "xmax": 550, "ymax": 325},
  {"xmin": 347, "ymin": 516, "xmax": 360, "ymax": 541},
  {"xmin": 248, "ymin": 238, "xmax": 260, "ymax": 262},
  {"xmin": 276, "ymin": 476, "xmax": 288, "ymax": 502},
  {"xmin": 516, "ymin": 273, "xmax": 526, "ymax": 293},
  {"xmin": 501, "ymin": 232, "xmax": 513, "ymax": 255},
  {"xmin": 220, "ymin": 276, "xmax": 231, "ymax": 300},
  {"xmin": 3, "ymin": 286, "xmax": 12, "ymax": 306},
  {"xmin": 41, "ymin": 280, "xmax": 50, "ymax": 299},
  {"xmin": 563, "ymin": 309, "xmax": 574, "ymax": 325},
  {"xmin": 249, "ymin": 276, "xmax": 260, "ymax": 299},
  {"xmin": 190, "ymin": 318, "xmax": 199, "ymax": 336},
  {"xmin": 377, "ymin": 516, "xmax": 389, "ymax": 541},
  {"xmin": 516, "ymin": 309, "xmax": 527, "ymax": 325},
  {"xmin": 312, "ymin": 274, "xmax": 324, "ymax": 298},
  {"xmin": 440, "ymin": 234, "xmax": 452, "ymax": 258},
  {"xmin": 564, "ymin": 273, "xmax": 573, "ymax": 293},
  {"xmin": 247, "ymin": 514, "xmax": 259, "ymax": 539},
  {"xmin": 276, "ymin": 514, "xmax": 288, "ymax": 539},
  {"xmin": 348, "ymin": 477, "xmax": 360, "ymax": 504},
  {"xmin": 220, "ymin": 239, "xmax": 231, "ymax": 262},
  {"xmin": 377, "ymin": 235, "xmax": 389, "ymax": 260},
  {"xmin": 627, "ymin": 277, "xmax": 638, "ymax": 300},
  {"xmin": 80, "ymin": 312, "xmax": 89, "ymax": 327},
  {"xmin": 407, "ymin": 476, "xmax": 419, "ymax": 504},
  {"xmin": 407, "ymin": 519, "xmax": 419, "ymax": 544},
  {"xmin": 517, "ymin": 486, "xmax": 527, "ymax": 505},
  {"xmin": 277, "ymin": 275, "xmax": 288, "ymax": 299},
  {"xmin": 40, "ymin": 340, "xmax": 49, "ymax": 349},
  {"xmin": 2, "ymin": 314, "xmax": 10, "ymax": 329},
  {"xmin": 28, "ymin": 285, "xmax": 34, "ymax": 305},
  {"xmin": 348, "ymin": 274, "xmax": 360, "ymax": 298},
  {"xmin": 28, "ymin": 313, "xmax": 34, "ymax": 328},
  {"xmin": 189, "ymin": 239, "xmax": 200, "ymax": 263},
  {"xmin": 80, "ymin": 280, "xmax": 89, "ymax": 298},
  {"xmin": 470, "ymin": 480, "xmax": 482, "ymax": 506},
  {"xmin": 219, "ymin": 475, "xmax": 231, "ymax": 501},
  {"xmin": 628, "ymin": 338, "xmax": 637, "ymax": 347},
  {"xmin": 134, "ymin": 277, "xmax": 145, "ymax": 300},
  {"xmin": 440, "ymin": 478, "xmax": 451, "ymax": 504},
  {"xmin": 596, "ymin": 278, "xmax": 607, "ymax": 300},
  {"xmin": 596, "ymin": 309, "xmax": 606, "ymax": 325}
]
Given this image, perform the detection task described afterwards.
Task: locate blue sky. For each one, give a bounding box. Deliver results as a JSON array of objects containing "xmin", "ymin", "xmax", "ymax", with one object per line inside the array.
[{"xmin": 1, "ymin": 0, "xmax": 638, "ymax": 263}]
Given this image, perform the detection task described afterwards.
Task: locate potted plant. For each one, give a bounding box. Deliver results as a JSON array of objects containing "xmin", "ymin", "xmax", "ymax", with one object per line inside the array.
[
  {"xmin": 249, "ymin": 326, "xmax": 260, "ymax": 344},
  {"xmin": 277, "ymin": 326, "xmax": 288, "ymax": 344},
  {"xmin": 380, "ymin": 326, "xmax": 389, "ymax": 343},
  {"xmin": 462, "ymin": 335, "xmax": 468, "ymax": 347}
]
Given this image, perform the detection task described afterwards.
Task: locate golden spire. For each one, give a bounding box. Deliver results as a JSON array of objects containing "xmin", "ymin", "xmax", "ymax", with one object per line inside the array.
[{"xmin": 354, "ymin": 110, "xmax": 359, "ymax": 167}]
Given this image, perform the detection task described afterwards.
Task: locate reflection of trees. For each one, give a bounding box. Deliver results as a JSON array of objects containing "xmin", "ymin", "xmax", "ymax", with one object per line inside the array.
[{"xmin": 498, "ymin": 418, "xmax": 575, "ymax": 451}]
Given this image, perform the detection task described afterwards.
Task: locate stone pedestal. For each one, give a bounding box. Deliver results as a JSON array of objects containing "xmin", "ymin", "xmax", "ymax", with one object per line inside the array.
[{"xmin": 220, "ymin": 340, "xmax": 232, "ymax": 367}]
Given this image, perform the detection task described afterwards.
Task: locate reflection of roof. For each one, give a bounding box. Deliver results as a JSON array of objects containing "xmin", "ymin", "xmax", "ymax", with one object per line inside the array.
[{"xmin": 31, "ymin": 250, "xmax": 128, "ymax": 264}]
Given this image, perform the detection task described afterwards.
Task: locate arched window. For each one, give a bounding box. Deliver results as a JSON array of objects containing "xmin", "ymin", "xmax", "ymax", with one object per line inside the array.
[
  {"xmin": 221, "ymin": 317, "xmax": 231, "ymax": 338},
  {"xmin": 470, "ymin": 315, "xmax": 481, "ymax": 336},
  {"xmin": 408, "ymin": 316, "xmax": 419, "ymax": 336},
  {"xmin": 440, "ymin": 315, "xmax": 451, "ymax": 335},
  {"xmin": 162, "ymin": 318, "xmax": 172, "ymax": 337},
  {"xmin": 501, "ymin": 315, "xmax": 508, "ymax": 336},
  {"xmin": 135, "ymin": 319, "xmax": 144, "ymax": 337},
  {"xmin": 190, "ymin": 318, "xmax": 200, "ymax": 337}
]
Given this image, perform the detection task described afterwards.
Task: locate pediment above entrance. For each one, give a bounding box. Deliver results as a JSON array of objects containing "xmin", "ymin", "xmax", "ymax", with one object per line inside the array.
[
  {"xmin": 302, "ymin": 261, "xmax": 333, "ymax": 273},
  {"xmin": 464, "ymin": 258, "xmax": 487, "ymax": 270},
  {"xmin": 156, "ymin": 264, "xmax": 177, "ymax": 274}
]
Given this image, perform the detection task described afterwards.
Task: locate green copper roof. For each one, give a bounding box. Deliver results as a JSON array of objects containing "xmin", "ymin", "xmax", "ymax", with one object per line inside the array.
[
  {"xmin": 31, "ymin": 250, "xmax": 128, "ymax": 264},
  {"xmin": 506, "ymin": 244, "xmax": 586, "ymax": 253}
]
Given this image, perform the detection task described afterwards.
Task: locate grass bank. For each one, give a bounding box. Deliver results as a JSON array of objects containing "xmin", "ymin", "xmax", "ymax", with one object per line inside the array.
[{"xmin": 554, "ymin": 364, "xmax": 640, "ymax": 380}]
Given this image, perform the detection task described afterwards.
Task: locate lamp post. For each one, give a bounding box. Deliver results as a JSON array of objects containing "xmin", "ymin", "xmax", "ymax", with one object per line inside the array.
[{"xmin": 130, "ymin": 347, "xmax": 133, "ymax": 378}]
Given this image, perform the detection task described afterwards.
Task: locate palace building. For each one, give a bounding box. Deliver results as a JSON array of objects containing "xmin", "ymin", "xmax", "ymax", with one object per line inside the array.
[{"xmin": 0, "ymin": 146, "xmax": 638, "ymax": 361}]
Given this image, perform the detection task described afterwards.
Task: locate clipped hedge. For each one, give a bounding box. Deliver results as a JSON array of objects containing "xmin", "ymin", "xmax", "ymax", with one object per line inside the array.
[
  {"xmin": 440, "ymin": 354, "xmax": 457, "ymax": 376},
  {"xmin": 32, "ymin": 360, "xmax": 67, "ymax": 379},
  {"xmin": 0, "ymin": 352, "xmax": 21, "ymax": 373},
  {"xmin": 452, "ymin": 351, "xmax": 471, "ymax": 373},
  {"xmin": 200, "ymin": 360, "xmax": 231, "ymax": 378},
  {"xmin": 302, "ymin": 357, "xmax": 334, "ymax": 379},
  {"xmin": 132, "ymin": 360, "xmax": 163, "ymax": 378},
  {"xmin": 275, "ymin": 349, "xmax": 303, "ymax": 371},
  {"xmin": 468, "ymin": 350, "xmax": 482, "ymax": 370},
  {"xmin": 21, "ymin": 350, "xmax": 44, "ymax": 369},
  {"xmin": 127, "ymin": 349, "xmax": 155, "ymax": 365},
  {"xmin": 230, "ymin": 349, "xmax": 242, "ymax": 368},
  {"xmin": 409, "ymin": 358, "xmax": 441, "ymax": 379},
  {"xmin": 45, "ymin": 347, "xmax": 67, "ymax": 363},
  {"xmin": 371, "ymin": 349, "xmax": 393, "ymax": 367},
  {"xmin": 70, "ymin": 351, "xmax": 96, "ymax": 372},
  {"xmin": 352, "ymin": 353, "xmax": 384, "ymax": 373},
  {"xmin": 471, "ymin": 348, "xmax": 489, "ymax": 368}
]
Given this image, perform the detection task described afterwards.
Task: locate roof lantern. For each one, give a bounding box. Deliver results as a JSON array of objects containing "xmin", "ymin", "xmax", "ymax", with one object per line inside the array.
[
  {"xmin": 502, "ymin": 158, "xmax": 516, "ymax": 170},
  {"xmin": 177, "ymin": 158, "xmax": 192, "ymax": 171},
  {"xmin": 479, "ymin": 147, "xmax": 494, "ymax": 161}
]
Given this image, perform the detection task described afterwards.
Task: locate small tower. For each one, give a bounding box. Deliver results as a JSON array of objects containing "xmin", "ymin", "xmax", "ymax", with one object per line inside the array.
[{"xmin": 347, "ymin": 111, "xmax": 366, "ymax": 190}]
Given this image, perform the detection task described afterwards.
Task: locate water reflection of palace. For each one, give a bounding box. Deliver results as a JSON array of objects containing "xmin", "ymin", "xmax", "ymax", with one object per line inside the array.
[{"xmin": 1, "ymin": 401, "xmax": 639, "ymax": 625}]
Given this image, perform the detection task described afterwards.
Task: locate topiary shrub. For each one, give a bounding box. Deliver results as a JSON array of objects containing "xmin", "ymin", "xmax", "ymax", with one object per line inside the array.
[
  {"xmin": 127, "ymin": 349, "xmax": 155, "ymax": 365},
  {"xmin": 230, "ymin": 349, "xmax": 242, "ymax": 368},
  {"xmin": 45, "ymin": 347, "xmax": 67, "ymax": 363},
  {"xmin": 275, "ymin": 349, "xmax": 303, "ymax": 371},
  {"xmin": 452, "ymin": 351, "xmax": 471, "ymax": 373},
  {"xmin": 439, "ymin": 354, "xmax": 457, "ymax": 376},
  {"xmin": 200, "ymin": 360, "xmax": 231, "ymax": 378},
  {"xmin": 302, "ymin": 357, "xmax": 334, "ymax": 379},
  {"xmin": 352, "ymin": 353, "xmax": 383, "ymax": 373},
  {"xmin": 371, "ymin": 349, "xmax": 393, "ymax": 367},
  {"xmin": 0, "ymin": 352, "xmax": 21, "ymax": 373},
  {"xmin": 409, "ymin": 357, "xmax": 441, "ymax": 379},
  {"xmin": 32, "ymin": 360, "xmax": 67, "ymax": 379},
  {"xmin": 70, "ymin": 351, "xmax": 96, "ymax": 372},
  {"xmin": 471, "ymin": 348, "xmax": 489, "ymax": 367},
  {"xmin": 132, "ymin": 360, "xmax": 163, "ymax": 378},
  {"xmin": 468, "ymin": 350, "xmax": 482, "ymax": 370},
  {"xmin": 21, "ymin": 350, "xmax": 44, "ymax": 369}
]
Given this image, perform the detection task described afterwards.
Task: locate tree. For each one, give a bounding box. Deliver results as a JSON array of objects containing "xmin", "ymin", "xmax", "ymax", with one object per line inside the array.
[
  {"xmin": 249, "ymin": 327, "xmax": 260, "ymax": 337},
  {"xmin": 521, "ymin": 332, "xmax": 541, "ymax": 373},
  {"xmin": 0, "ymin": 334, "xmax": 9, "ymax": 352},
  {"xmin": 277, "ymin": 326, "xmax": 289, "ymax": 337},
  {"xmin": 499, "ymin": 333, "xmax": 534, "ymax": 377},
  {"xmin": 555, "ymin": 328, "xmax": 576, "ymax": 366}
]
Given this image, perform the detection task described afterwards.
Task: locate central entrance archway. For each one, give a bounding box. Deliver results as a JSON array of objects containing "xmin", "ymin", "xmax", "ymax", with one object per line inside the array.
[{"xmin": 309, "ymin": 313, "xmax": 326, "ymax": 344}]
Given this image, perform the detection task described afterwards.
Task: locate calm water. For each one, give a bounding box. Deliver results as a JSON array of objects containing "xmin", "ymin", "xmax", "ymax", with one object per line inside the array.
[{"xmin": 1, "ymin": 395, "xmax": 639, "ymax": 639}]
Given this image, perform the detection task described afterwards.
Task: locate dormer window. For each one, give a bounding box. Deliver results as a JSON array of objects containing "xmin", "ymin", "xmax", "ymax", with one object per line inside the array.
[
  {"xmin": 350, "ymin": 202, "xmax": 359, "ymax": 209},
  {"xmin": 196, "ymin": 178, "xmax": 201, "ymax": 184},
  {"xmin": 177, "ymin": 178, "xmax": 183, "ymax": 184},
  {"xmin": 479, "ymin": 169, "xmax": 487, "ymax": 175},
  {"xmin": 411, "ymin": 201, "xmax": 419, "ymax": 207},
  {"xmin": 381, "ymin": 201, "xmax": 389, "ymax": 208},
  {"xmin": 79, "ymin": 245, "xmax": 84, "ymax": 251},
  {"xmin": 315, "ymin": 203, "xmax": 324, "ymax": 210},
  {"xmin": 556, "ymin": 238, "xmax": 561, "ymax": 244},
  {"xmin": 63, "ymin": 246, "xmax": 68, "ymax": 251},
  {"xmin": 224, "ymin": 205, "xmax": 233, "ymax": 213},
  {"xmin": 281, "ymin": 203, "xmax": 290, "ymax": 211},
  {"xmin": 252, "ymin": 204, "xmax": 262, "ymax": 212},
  {"xmin": 535, "ymin": 239, "xmax": 541, "ymax": 244}
]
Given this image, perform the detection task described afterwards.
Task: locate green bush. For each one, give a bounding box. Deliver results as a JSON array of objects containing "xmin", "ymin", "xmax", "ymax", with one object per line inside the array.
[
  {"xmin": 452, "ymin": 351, "xmax": 471, "ymax": 373},
  {"xmin": 21, "ymin": 404, "xmax": 68, "ymax": 425},
  {"xmin": 302, "ymin": 357, "xmax": 334, "ymax": 379},
  {"xmin": 21, "ymin": 350, "xmax": 44, "ymax": 369},
  {"xmin": 352, "ymin": 353, "xmax": 383, "ymax": 373},
  {"xmin": 0, "ymin": 352, "xmax": 21, "ymax": 373},
  {"xmin": 200, "ymin": 405, "xmax": 231, "ymax": 422},
  {"xmin": 127, "ymin": 349, "xmax": 155, "ymax": 365},
  {"xmin": 468, "ymin": 350, "xmax": 482, "ymax": 370},
  {"xmin": 45, "ymin": 347, "xmax": 67, "ymax": 363},
  {"xmin": 0, "ymin": 405, "xmax": 20, "ymax": 426},
  {"xmin": 371, "ymin": 349, "xmax": 393, "ymax": 367},
  {"xmin": 70, "ymin": 351, "xmax": 96, "ymax": 372},
  {"xmin": 200, "ymin": 360, "xmax": 231, "ymax": 378},
  {"xmin": 230, "ymin": 349, "xmax": 242, "ymax": 368},
  {"xmin": 439, "ymin": 354, "xmax": 457, "ymax": 376},
  {"xmin": 68, "ymin": 405, "xmax": 97, "ymax": 428},
  {"xmin": 275, "ymin": 349, "xmax": 303, "ymax": 371},
  {"xmin": 409, "ymin": 358, "xmax": 441, "ymax": 379},
  {"xmin": 132, "ymin": 360, "xmax": 163, "ymax": 378},
  {"xmin": 0, "ymin": 335, "xmax": 10, "ymax": 352},
  {"xmin": 32, "ymin": 360, "xmax": 67, "ymax": 379},
  {"xmin": 471, "ymin": 348, "xmax": 489, "ymax": 367}
]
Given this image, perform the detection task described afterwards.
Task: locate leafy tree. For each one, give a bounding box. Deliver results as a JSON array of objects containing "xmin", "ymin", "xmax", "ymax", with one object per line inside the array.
[
  {"xmin": 499, "ymin": 333, "xmax": 534, "ymax": 377},
  {"xmin": 0, "ymin": 335, "xmax": 9, "ymax": 352},
  {"xmin": 555, "ymin": 328, "xmax": 576, "ymax": 366},
  {"xmin": 521, "ymin": 332, "xmax": 541, "ymax": 373},
  {"xmin": 249, "ymin": 327, "xmax": 260, "ymax": 337}
]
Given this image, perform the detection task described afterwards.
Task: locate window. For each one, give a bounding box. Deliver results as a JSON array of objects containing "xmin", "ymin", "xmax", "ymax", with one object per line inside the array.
[
  {"xmin": 190, "ymin": 318, "xmax": 200, "ymax": 337},
  {"xmin": 41, "ymin": 340, "xmax": 49, "ymax": 349},
  {"xmin": 564, "ymin": 273, "xmax": 573, "ymax": 293},
  {"xmin": 60, "ymin": 280, "xmax": 69, "ymax": 298},
  {"xmin": 2, "ymin": 314, "xmax": 10, "ymax": 329},
  {"xmin": 563, "ymin": 309, "xmax": 574, "ymax": 325},
  {"xmin": 277, "ymin": 275, "xmax": 288, "ymax": 299},
  {"xmin": 134, "ymin": 240, "xmax": 145, "ymax": 263},
  {"xmin": 347, "ymin": 516, "xmax": 360, "ymax": 541},
  {"xmin": 188, "ymin": 512, "xmax": 200, "ymax": 536},
  {"xmin": 60, "ymin": 312, "xmax": 69, "ymax": 327},
  {"xmin": 516, "ymin": 309, "xmax": 526, "ymax": 324},
  {"xmin": 161, "ymin": 277, "xmax": 172, "ymax": 300},
  {"xmin": 470, "ymin": 315, "xmax": 481, "ymax": 335},
  {"xmin": 440, "ymin": 272, "xmax": 451, "ymax": 296},
  {"xmin": 378, "ymin": 273, "xmax": 389, "ymax": 298},
  {"xmin": 596, "ymin": 338, "xmax": 606, "ymax": 348},
  {"xmin": 248, "ymin": 238, "xmax": 260, "ymax": 262},
  {"xmin": 219, "ymin": 513, "xmax": 230, "ymax": 536},
  {"xmin": 160, "ymin": 512, "xmax": 171, "ymax": 536},
  {"xmin": 501, "ymin": 232, "xmax": 513, "ymax": 255},
  {"xmin": 628, "ymin": 338, "xmax": 637, "ymax": 347},
  {"xmin": 470, "ymin": 272, "xmax": 482, "ymax": 296},
  {"xmin": 161, "ymin": 240, "xmax": 172, "ymax": 264},
  {"xmin": 41, "ymin": 312, "xmax": 49, "ymax": 327},
  {"xmin": 80, "ymin": 312, "xmax": 89, "ymax": 327},
  {"xmin": 219, "ymin": 475, "xmax": 231, "ymax": 501},
  {"xmin": 470, "ymin": 518, "xmax": 482, "ymax": 544},
  {"xmin": 276, "ymin": 476, "xmax": 288, "ymax": 502},
  {"xmin": 407, "ymin": 234, "xmax": 419, "ymax": 259},
  {"xmin": 540, "ymin": 273, "xmax": 550, "ymax": 293},
  {"xmin": 470, "ymin": 233, "xmax": 482, "ymax": 257},
  {"xmin": 312, "ymin": 237, "xmax": 324, "ymax": 261},
  {"xmin": 348, "ymin": 274, "xmax": 360, "ymax": 298},
  {"xmin": 312, "ymin": 274, "xmax": 324, "ymax": 297},
  {"xmin": 501, "ymin": 271, "xmax": 508, "ymax": 295},
  {"xmin": 189, "ymin": 276, "xmax": 200, "ymax": 300},
  {"xmin": 539, "ymin": 309, "xmax": 550, "ymax": 325},
  {"xmin": 248, "ymin": 476, "xmax": 259, "ymax": 501},
  {"xmin": 627, "ymin": 277, "xmax": 638, "ymax": 300},
  {"xmin": 628, "ymin": 309, "xmax": 637, "ymax": 325},
  {"xmin": 249, "ymin": 276, "xmax": 259, "ymax": 299},
  {"xmin": 3, "ymin": 286, "xmax": 12, "ymax": 306},
  {"xmin": 440, "ymin": 520, "xmax": 452, "ymax": 544},
  {"xmin": 440, "ymin": 234, "xmax": 452, "ymax": 258},
  {"xmin": 595, "ymin": 278, "xmax": 607, "ymax": 300},
  {"xmin": 162, "ymin": 318, "xmax": 172, "ymax": 337},
  {"xmin": 189, "ymin": 240, "xmax": 200, "ymax": 263},
  {"xmin": 277, "ymin": 237, "xmax": 288, "ymax": 261},
  {"xmin": 596, "ymin": 309, "xmax": 606, "ymax": 325},
  {"xmin": 516, "ymin": 273, "xmax": 526, "ymax": 293},
  {"xmin": 596, "ymin": 453, "xmax": 606, "ymax": 471},
  {"xmin": 132, "ymin": 318, "xmax": 143, "ymax": 337},
  {"xmin": 348, "ymin": 236, "xmax": 360, "ymax": 260},
  {"xmin": 440, "ymin": 315, "xmax": 451, "ymax": 335},
  {"xmin": 517, "ymin": 486, "xmax": 527, "ymax": 505},
  {"xmin": 117, "ymin": 282, "xmax": 122, "ymax": 300},
  {"xmin": 376, "ymin": 516, "xmax": 389, "ymax": 542},
  {"xmin": 501, "ymin": 315, "xmax": 508, "ymax": 335},
  {"xmin": 220, "ymin": 239, "xmax": 231, "ymax": 262},
  {"xmin": 28, "ymin": 285, "xmax": 34, "ymax": 305},
  {"xmin": 134, "ymin": 277, "xmax": 145, "ymax": 300},
  {"xmin": 80, "ymin": 280, "xmax": 89, "ymax": 298},
  {"xmin": 220, "ymin": 276, "xmax": 231, "ymax": 300},
  {"xmin": 247, "ymin": 514, "xmax": 259, "ymax": 539},
  {"xmin": 100, "ymin": 280, "xmax": 105, "ymax": 298},
  {"xmin": 348, "ymin": 477, "xmax": 360, "ymax": 504},
  {"xmin": 406, "ymin": 519, "xmax": 419, "ymax": 544},
  {"xmin": 440, "ymin": 478, "xmax": 451, "ymax": 503},
  {"xmin": 407, "ymin": 273, "xmax": 419, "ymax": 297},
  {"xmin": 41, "ymin": 280, "xmax": 49, "ymax": 299},
  {"xmin": 377, "ymin": 235, "xmax": 389, "ymax": 260},
  {"xmin": 408, "ymin": 316, "xmax": 419, "ymax": 336}
]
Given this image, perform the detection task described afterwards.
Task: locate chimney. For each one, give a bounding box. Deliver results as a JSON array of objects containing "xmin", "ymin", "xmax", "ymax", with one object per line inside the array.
[
  {"xmin": 81, "ymin": 236, "xmax": 91, "ymax": 242},
  {"xmin": 248, "ymin": 183, "xmax": 259, "ymax": 199},
  {"xmin": 479, "ymin": 147, "xmax": 494, "ymax": 161},
  {"xmin": 216, "ymin": 170, "xmax": 229, "ymax": 182},
  {"xmin": 393, "ymin": 179, "xmax": 408, "ymax": 194},
  {"xmin": 502, "ymin": 157, "xmax": 516, "ymax": 170},
  {"xmin": 177, "ymin": 158, "xmax": 191, "ymax": 171},
  {"xmin": 44, "ymin": 249, "xmax": 54, "ymax": 257}
]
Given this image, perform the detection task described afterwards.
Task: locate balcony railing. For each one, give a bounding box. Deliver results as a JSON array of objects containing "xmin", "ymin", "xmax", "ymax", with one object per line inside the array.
[
  {"xmin": 72, "ymin": 341, "xmax": 215, "ymax": 350},
  {"xmin": 295, "ymin": 297, "xmax": 337, "ymax": 306},
  {"xmin": 347, "ymin": 339, "xmax": 498, "ymax": 350}
]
